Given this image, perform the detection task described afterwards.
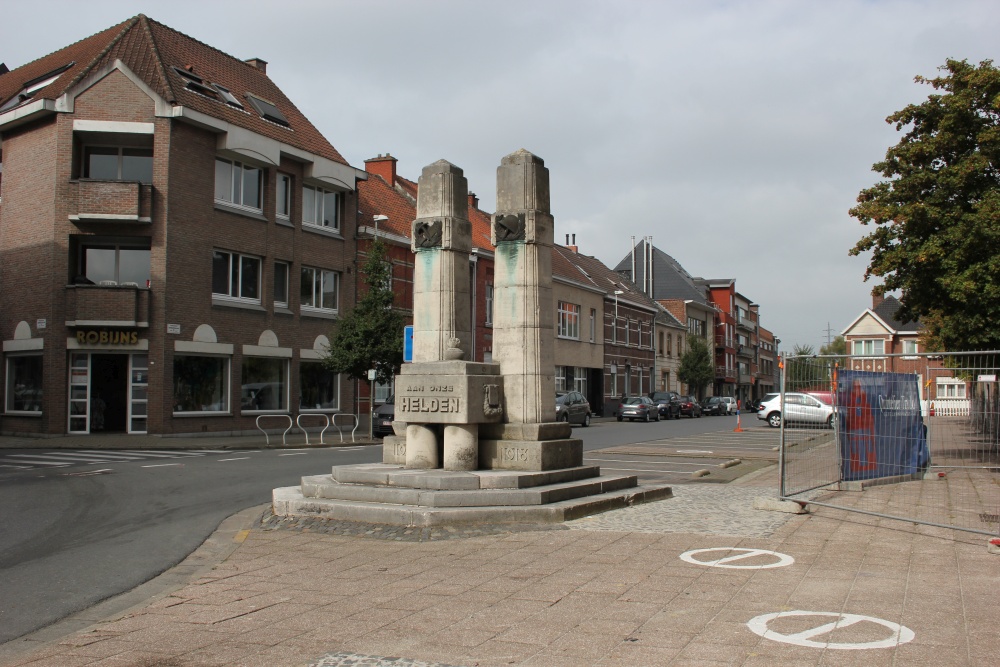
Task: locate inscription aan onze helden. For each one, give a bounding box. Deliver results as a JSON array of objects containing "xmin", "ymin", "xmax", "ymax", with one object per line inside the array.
[{"xmin": 400, "ymin": 396, "xmax": 461, "ymax": 413}]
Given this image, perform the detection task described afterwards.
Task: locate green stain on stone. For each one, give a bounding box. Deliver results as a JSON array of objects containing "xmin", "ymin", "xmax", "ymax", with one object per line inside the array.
[{"xmin": 496, "ymin": 242, "xmax": 525, "ymax": 321}]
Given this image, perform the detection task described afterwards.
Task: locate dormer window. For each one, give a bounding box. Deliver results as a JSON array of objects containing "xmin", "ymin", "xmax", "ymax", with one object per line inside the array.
[
  {"xmin": 245, "ymin": 94, "xmax": 289, "ymax": 127},
  {"xmin": 0, "ymin": 62, "xmax": 74, "ymax": 113}
]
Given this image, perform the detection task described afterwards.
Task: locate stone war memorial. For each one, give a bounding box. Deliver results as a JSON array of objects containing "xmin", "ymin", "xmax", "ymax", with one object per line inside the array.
[{"xmin": 273, "ymin": 151, "xmax": 672, "ymax": 525}]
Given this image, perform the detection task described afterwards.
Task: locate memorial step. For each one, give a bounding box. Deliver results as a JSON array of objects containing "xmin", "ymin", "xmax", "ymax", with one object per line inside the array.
[
  {"xmin": 331, "ymin": 463, "xmax": 602, "ymax": 490},
  {"xmin": 301, "ymin": 472, "xmax": 639, "ymax": 507},
  {"xmin": 273, "ymin": 483, "xmax": 674, "ymax": 526}
]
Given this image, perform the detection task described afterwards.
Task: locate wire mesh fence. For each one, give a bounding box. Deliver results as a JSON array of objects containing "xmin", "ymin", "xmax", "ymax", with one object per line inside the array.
[{"xmin": 779, "ymin": 352, "xmax": 1000, "ymax": 536}]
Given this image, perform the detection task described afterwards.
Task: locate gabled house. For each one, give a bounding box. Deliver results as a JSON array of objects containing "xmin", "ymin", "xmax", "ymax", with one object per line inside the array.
[
  {"xmin": 0, "ymin": 15, "xmax": 366, "ymax": 435},
  {"xmin": 842, "ymin": 294, "xmax": 967, "ymax": 407}
]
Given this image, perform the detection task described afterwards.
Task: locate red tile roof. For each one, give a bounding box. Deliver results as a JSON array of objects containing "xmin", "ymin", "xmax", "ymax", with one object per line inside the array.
[{"xmin": 0, "ymin": 14, "xmax": 348, "ymax": 165}]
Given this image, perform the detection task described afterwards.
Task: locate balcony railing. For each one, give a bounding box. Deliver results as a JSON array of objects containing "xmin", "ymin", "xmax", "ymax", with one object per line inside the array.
[
  {"xmin": 715, "ymin": 334, "xmax": 736, "ymax": 349},
  {"xmin": 715, "ymin": 365, "xmax": 736, "ymax": 380},
  {"xmin": 67, "ymin": 180, "xmax": 153, "ymax": 224},
  {"xmin": 737, "ymin": 316, "xmax": 756, "ymax": 331},
  {"xmin": 66, "ymin": 284, "xmax": 150, "ymax": 327}
]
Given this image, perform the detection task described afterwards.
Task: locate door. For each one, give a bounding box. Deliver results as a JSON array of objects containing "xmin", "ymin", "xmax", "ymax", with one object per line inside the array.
[{"xmin": 91, "ymin": 354, "xmax": 128, "ymax": 432}]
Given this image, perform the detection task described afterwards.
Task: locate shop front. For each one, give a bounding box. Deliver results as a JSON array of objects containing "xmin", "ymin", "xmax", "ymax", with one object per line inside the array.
[{"xmin": 67, "ymin": 329, "xmax": 149, "ymax": 434}]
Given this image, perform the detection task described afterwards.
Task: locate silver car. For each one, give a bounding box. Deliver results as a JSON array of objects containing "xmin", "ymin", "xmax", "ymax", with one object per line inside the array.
[{"xmin": 757, "ymin": 392, "xmax": 834, "ymax": 428}]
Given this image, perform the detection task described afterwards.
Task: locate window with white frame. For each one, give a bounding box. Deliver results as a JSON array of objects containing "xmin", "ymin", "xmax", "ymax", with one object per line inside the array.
[
  {"xmin": 901, "ymin": 339, "xmax": 918, "ymax": 358},
  {"xmin": 557, "ymin": 301, "xmax": 580, "ymax": 339},
  {"xmin": 300, "ymin": 266, "xmax": 339, "ymax": 312},
  {"xmin": 485, "ymin": 283, "xmax": 494, "ymax": 325},
  {"xmin": 212, "ymin": 250, "xmax": 260, "ymax": 303},
  {"xmin": 625, "ymin": 319, "xmax": 631, "ymax": 346},
  {"xmin": 300, "ymin": 362, "xmax": 339, "ymax": 411},
  {"xmin": 853, "ymin": 339, "xmax": 885, "ymax": 356},
  {"xmin": 276, "ymin": 174, "xmax": 291, "ymax": 220},
  {"xmin": 302, "ymin": 185, "xmax": 339, "ymax": 230},
  {"xmin": 6, "ymin": 354, "xmax": 42, "ymax": 413},
  {"xmin": 374, "ymin": 380, "xmax": 392, "ymax": 404},
  {"xmin": 590, "ymin": 309, "xmax": 596, "ymax": 342},
  {"xmin": 274, "ymin": 261, "xmax": 289, "ymax": 308},
  {"xmin": 936, "ymin": 379, "xmax": 966, "ymax": 398},
  {"xmin": 214, "ymin": 158, "xmax": 262, "ymax": 211},
  {"xmin": 573, "ymin": 367, "xmax": 587, "ymax": 396},
  {"xmin": 555, "ymin": 366, "xmax": 567, "ymax": 393}
]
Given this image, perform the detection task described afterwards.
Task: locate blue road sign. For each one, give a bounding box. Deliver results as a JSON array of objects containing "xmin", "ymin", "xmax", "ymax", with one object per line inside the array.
[{"xmin": 403, "ymin": 325, "xmax": 413, "ymax": 362}]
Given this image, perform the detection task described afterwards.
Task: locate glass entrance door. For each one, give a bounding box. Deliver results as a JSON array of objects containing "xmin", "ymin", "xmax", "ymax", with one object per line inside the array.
[{"xmin": 68, "ymin": 353, "xmax": 90, "ymax": 434}]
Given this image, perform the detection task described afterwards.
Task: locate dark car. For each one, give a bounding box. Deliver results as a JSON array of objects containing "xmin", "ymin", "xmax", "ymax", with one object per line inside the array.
[
  {"xmin": 372, "ymin": 394, "xmax": 395, "ymax": 438},
  {"xmin": 701, "ymin": 396, "xmax": 727, "ymax": 416},
  {"xmin": 677, "ymin": 395, "xmax": 702, "ymax": 418},
  {"xmin": 649, "ymin": 391, "xmax": 681, "ymax": 419},
  {"xmin": 556, "ymin": 391, "xmax": 592, "ymax": 426},
  {"xmin": 617, "ymin": 396, "xmax": 659, "ymax": 422}
]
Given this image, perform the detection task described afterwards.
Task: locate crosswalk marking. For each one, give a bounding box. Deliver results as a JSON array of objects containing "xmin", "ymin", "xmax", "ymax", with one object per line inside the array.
[{"xmin": 0, "ymin": 449, "xmax": 226, "ymax": 470}]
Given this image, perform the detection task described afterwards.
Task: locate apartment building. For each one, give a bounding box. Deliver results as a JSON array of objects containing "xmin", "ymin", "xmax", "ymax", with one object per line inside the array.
[{"xmin": 0, "ymin": 15, "xmax": 365, "ymax": 436}]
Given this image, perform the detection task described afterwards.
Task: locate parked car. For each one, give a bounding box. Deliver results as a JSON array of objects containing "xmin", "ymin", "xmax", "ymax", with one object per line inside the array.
[
  {"xmin": 718, "ymin": 396, "xmax": 737, "ymax": 414},
  {"xmin": 701, "ymin": 396, "xmax": 728, "ymax": 416},
  {"xmin": 617, "ymin": 396, "xmax": 659, "ymax": 422},
  {"xmin": 752, "ymin": 393, "xmax": 779, "ymax": 414},
  {"xmin": 556, "ymin": 391, "xmax": 592, "ymax": 426},
  {"xmin": 757, "ymin": 392, "xmax": 834, "ymax": 428},
  {"xmin": 676, "ymin": 395, "xmax": 702, "ymax": 418},
  {"xmin": 649, "ymin": 391, "xmax": 681, "ymax": 419},
  {"xmin": 372, "ymin": 394, "xmax": 395, "ymax": 438}
]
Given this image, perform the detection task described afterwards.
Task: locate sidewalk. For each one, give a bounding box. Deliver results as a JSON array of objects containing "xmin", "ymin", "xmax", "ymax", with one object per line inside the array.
[{"xmin": 3, "ymin": 464, "xmax": 996, "ymax": 667}]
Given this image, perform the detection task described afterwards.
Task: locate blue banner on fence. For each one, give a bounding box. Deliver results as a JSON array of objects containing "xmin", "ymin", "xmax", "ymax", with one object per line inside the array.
[{"xmin": 836, "ymin": 370, "xmax": 930, "ymax": 482}]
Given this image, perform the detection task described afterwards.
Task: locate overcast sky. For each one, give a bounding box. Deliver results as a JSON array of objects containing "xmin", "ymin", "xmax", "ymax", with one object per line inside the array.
[{"xmin": 3, "ymin": 1, "xmax": 998, "ymax": 351}]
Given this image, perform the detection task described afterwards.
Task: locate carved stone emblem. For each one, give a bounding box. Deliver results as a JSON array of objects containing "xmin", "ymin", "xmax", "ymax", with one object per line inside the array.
[
  {"xmin": 493, "ymin": 213, "xmax": 525, "ymax": 242},
  {"xmin": 413, "ymin": 219, "xmax": 443, "ymax": 248}
]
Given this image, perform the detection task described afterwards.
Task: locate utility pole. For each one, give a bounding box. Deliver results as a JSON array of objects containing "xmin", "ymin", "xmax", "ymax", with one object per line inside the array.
[{"xmin": 823, "ymin": 322, "xmax": 835, "ymax": 347}]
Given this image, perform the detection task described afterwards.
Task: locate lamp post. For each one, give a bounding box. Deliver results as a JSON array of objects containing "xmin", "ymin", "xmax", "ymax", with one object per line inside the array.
[{"xmin": 373, "ymin": 214, "xmax": 388, "ymax": 236}]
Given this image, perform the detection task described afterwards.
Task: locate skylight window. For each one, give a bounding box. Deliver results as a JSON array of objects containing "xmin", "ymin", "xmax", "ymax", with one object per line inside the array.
[
  {"xmin": 0, "ymin": 62, "xmax": 74, "ymax": 113},
  {"xmin": 245, "ymin": 94, "xmax": 289, "ymax": 127},
  {"xmin": 212, "ymin": 84, "xmax": 243, "ymax": 109},
  {"xmin": 171, "ymin": 66, "xmax": 218, "ymax": 99}
]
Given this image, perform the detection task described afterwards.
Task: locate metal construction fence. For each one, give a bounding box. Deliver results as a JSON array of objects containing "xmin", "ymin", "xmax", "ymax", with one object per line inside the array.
[{"xmin": 778, "ymin": 352, "xmax": 1000, "ymax": 536}]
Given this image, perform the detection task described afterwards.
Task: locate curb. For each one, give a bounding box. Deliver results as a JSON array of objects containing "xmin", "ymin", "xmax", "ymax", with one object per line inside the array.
[{"xmin": 0, "ymin": 504, "xmax": 268, "ymax": 664}]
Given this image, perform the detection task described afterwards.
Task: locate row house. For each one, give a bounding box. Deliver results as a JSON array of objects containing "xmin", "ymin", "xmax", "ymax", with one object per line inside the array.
[
  {"xmin": 0, "ymin": 15, "xmax": 366, "ymax": 436},
  {"xmin": 615, "ymin": 239, "xmax": 776, "ymax": 403}
]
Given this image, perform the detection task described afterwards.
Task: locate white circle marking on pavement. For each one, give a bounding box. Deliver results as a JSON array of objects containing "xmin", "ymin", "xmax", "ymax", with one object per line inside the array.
[
  {"xmin": 680, "ymin": 547, "xmax": 794, "ymax": 569},
  {"xmin": 746, "ymin": 610, "xmax": 915, "ymax": 650}
]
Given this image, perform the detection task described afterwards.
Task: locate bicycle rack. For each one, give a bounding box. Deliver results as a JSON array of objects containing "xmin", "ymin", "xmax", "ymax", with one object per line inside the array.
[
  {"xmin": 255, "ymin": 414, "xmax": 293, "ymax": 446},
  {"xmin": 332, "ymin": 413, "xmax": 360, "ymax": 443},
  {"xmin": 296, "ymin": 413, "xmax": 331, "ymax": 445}
]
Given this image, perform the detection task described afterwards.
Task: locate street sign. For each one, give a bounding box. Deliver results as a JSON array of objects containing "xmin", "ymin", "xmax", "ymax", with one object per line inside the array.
[
  {"xmin": 404, "ymin": 325, "xmax": 414, "ymax": 362},
  {"xmin": 367, "ymin": 369, "xmax": 376, "ymax": 381}
]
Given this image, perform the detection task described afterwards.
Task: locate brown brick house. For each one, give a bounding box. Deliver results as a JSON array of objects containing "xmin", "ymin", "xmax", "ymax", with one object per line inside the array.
[{"xmin": 0, "ymin": 15, "xmax": 366, "ymax": 436}]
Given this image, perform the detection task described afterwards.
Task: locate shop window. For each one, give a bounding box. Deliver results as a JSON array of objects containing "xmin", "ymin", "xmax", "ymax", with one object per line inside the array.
[
  {"xmin": 241, "ymin": 357, "xmax": 287, "ymax": 412},
  {"xmin": 299, "ymin": 362, "xmax": 339, "ymax": 411},
  {"xmin": 6, "ymin": 355, "xmax": 42, "ymax": 413},
  {"xmin": 83, "ymin": 146, "xmax": 153, "ymax": 183},
  {"xmin": 215, "ymin": 158, "xmax": 262, "ymax": 211},
  {"xmin": 301, "ymin": 266, "xmax": 338, "ymax": 312},
  {"xmin": 212, "ymin": 250, "xmax": 260, "ymax": 303},
  {"xmin": 173, "ymin": 355, "xmax": 229, "ymax": 413},
  {"xmin": 302, "ymin": 185, "xmax": 339, "ymax": 231}
]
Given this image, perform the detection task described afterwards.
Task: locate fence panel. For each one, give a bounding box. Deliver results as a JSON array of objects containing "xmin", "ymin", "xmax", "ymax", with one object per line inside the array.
[{"xmin": 780, "ymin": 352, "xmax": 1000, "ymax": 536}]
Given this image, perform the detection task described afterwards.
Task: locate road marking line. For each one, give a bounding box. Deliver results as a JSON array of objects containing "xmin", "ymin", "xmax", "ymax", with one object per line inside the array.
[
  {"xmin": 676, "ymin": 449, "xmax": 714, "ymax": 454},
  {"xmin": 142, "ymin": 463, "xmax": 183, "ymax": 468},
  {"xmin": 0, "ymin": 464, "xmax": 31, "ymax": 469},
  {"xmin": 278, "ymin": 453, "xmax": 307, "ymax": 456},
  {"xmin": 0, "ymin": 458, "xmax": 72, "ymax": 466},
  {"xmin": 233, "ymin": 530, "xmax": 250, "ymax": 543},
  {"xmin": 599, "ymin": 466, "xmax": 696, "ymax": 473},
  {"xmin": 217, "ymin": 457, "xmax": 250, "ymax": 462},
  {"xmin": 585, "ymin": 458, "xmax": 710, "ymax": 466},
  {"xmin": 338, "ymin": 447, "xmax": 364, "ymax": 451}
]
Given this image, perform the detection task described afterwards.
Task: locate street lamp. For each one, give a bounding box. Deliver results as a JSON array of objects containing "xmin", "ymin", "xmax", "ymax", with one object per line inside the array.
[{"xmin": 373, "ymin": 214, "xmax": 388, "ymax": 236}]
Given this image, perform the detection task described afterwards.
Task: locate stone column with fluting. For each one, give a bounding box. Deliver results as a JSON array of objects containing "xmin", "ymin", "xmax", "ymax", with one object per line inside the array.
[{"xmin": 491, "ymin": 149, "xmax": 556, "ymax": 425}]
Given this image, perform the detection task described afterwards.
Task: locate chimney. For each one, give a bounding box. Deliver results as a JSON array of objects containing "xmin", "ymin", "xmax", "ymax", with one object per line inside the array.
[
  {"xmin": 244, "ymin": 58, "xmax": 268, "ymax": 74},
  {"xmin": 567, "ymin": 233, "xmax": 578, "ymax": 253},
  {"xmin": 468, "ymin": 192, "xmax": 479, "ymax": 210},
  {"xmin": 364, "ymin": 153, "xmax": 398, "ymax": 186},
  {"xmin": 872, "ymin": 292, "xmax": 884, "ymax": 310}
]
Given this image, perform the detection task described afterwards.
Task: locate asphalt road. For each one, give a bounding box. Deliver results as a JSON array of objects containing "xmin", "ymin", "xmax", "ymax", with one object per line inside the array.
[{"xmin": 0, "ymin": 445, "xmax": 382, "ymax": 646}]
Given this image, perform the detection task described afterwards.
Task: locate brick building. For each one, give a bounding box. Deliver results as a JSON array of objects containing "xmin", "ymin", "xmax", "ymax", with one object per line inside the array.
[{"xmin": 0, "ymin": 16, "xmax": 366, "ymax": 436}]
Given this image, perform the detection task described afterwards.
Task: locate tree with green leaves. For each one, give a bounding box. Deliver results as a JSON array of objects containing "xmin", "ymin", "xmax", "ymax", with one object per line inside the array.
[
  {"xmin": 678, "ymin": 335, "xmax": 713, "ymax": 398},
  {"xmin": 323, "ymin": 238, "xmax": 405, "ymax": 420},
  {"xmin": 819, "ymin": 336, "xmax": 847, "ymax": 357},
  {"xmin": 849, "ymin": 59, "xmax": 1000, "ymax": 351}
]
